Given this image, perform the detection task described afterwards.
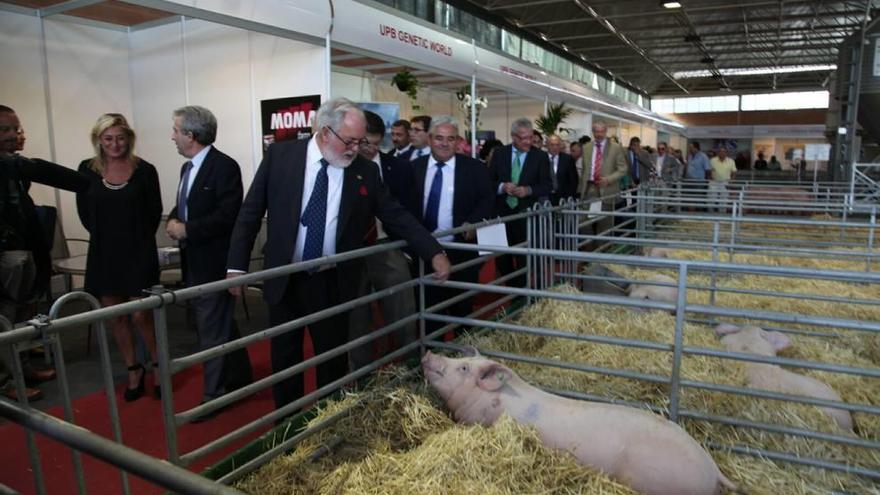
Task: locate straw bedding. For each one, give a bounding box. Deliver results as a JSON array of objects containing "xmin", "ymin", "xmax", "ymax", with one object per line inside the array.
[
  {"xmin": 235, "ymin": 226, "xmax": 878, "ymax": 494},
  {"xmin": 461, "ymin": 289, "xmax": 880, "ymax": 494},
  {"xmin": 237, "ymin": 284, "xmax": 878, "ymax": 494},
  {"xmin": 235, "ymin": 370, "xmax": 636, "ymax": 495}
]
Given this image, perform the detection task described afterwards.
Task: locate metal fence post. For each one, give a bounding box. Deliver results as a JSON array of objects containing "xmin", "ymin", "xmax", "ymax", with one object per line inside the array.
[
  {"xmin": 526, "ymin": 206, "xmax": 534, "ymax": 304},
  {"xmin": 31, "ymin": 315, "xmax": 86, "ymax": 495},
  {"xmin": 419, "ymin": 257, "xmax": 426, "ymax": 354},
  {"xmin": 668, "ymin": 263, "xmax": 688, "ymax": 423},
  {"xmin": 151, "ymin": 289, "xmax": 179, "ymax": 466},
  {"xmin": 48, "ymin": 291, "xmax": 131, "ymax": 495},
  {"xmin": 710, "ymin": 222, "xmax": 720, "ymax": 313},
  {"xmin": 2, "ymin": 316, "xmax": 47, "ymax": 495},
  {"xmin": 867, "ymin": 205, "xmax": 876, "ymax": 273}
]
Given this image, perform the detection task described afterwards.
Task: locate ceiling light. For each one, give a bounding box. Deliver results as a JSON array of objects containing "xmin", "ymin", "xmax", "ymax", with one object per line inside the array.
[
  {"xmin": 673, "ymin": 64, "xmax": 837, "ymax": 79},
  {"xmin": 662, "ymin": 1, "xmax": 682, "ymax": 8}
]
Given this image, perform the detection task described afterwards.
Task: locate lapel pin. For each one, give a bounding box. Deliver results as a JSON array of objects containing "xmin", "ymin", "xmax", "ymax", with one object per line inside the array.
[{"xmin": 356, "ymin": 174, "xmax": 363, "ymax": 180}]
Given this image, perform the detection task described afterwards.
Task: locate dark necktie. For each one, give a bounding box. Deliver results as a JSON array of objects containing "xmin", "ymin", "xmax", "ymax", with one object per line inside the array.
[
  {"xmin": 301, "ymin": 159, "xmax": 329, "ymax": 267},
  {"xmin": 631, "ymin": 151, "xmax": 639, "ymax": 181},
  {"xmin": 550, "ymin": 155, "xmax": 559, "ymax": 193},
  {"xmin": 177, "ymin": 161, "xmax": 193, "ymax": 221},
  {"xmin": 423, "ymin": 161, "xmax": 445, "ymax": 233}
]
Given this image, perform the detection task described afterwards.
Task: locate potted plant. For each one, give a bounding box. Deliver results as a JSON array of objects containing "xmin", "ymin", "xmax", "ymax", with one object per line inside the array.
[
  {"xmin": 391, "ymin": 69, "xmax": 421, "ymax": 109},
  {"xmin": 535, "ymin": 102, "xmax": 574, "ymax": 138}
]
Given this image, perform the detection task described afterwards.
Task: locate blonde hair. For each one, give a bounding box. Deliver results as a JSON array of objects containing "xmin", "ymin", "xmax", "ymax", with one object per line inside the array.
[{"xmin": 89, "ymin": 113, "xmax": 137, "ymax": 173}]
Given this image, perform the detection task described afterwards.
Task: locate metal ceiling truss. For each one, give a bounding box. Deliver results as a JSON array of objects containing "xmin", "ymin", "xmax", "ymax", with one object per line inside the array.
[{"xmin": 459, "ymin": 0, "xmax": 873, "ymax": 95}]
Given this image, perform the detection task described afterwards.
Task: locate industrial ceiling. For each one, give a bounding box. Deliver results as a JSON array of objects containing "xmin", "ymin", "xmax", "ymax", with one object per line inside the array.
[{"xmin": 462, "ymin": 0, "xmax": 876, "ymax": 96}]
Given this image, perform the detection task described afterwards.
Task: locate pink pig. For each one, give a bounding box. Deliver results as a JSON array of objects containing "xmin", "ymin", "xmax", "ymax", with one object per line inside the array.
[
  {"xmin": 422, "ymin": 350, "xmax": 737, "ymax": 495},
  {"xmin": 715, "ymin": 324, "xmax": 854, "ymax": 433}
]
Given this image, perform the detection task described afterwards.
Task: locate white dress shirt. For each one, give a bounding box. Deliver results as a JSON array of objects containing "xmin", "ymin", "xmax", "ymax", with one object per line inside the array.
[
  {"xmin": 423, "ymin": 155, "xmax": 456, "ymax": 242},
  {"xmin": 655, "ymin": 154, "xmax": 665, "ymax": 177},
  {"xmin": 292, "ymin": 137, "xmax": 344, "ymax": 263},
  {"xmin": 177, "ymin": 144, "xmax": 211, "ymax": 221},
  {"xmin": 411, "ymin": 146, "xmax": 431, "ymax": 161},
  {"xmin": 394, "ymin": 144, "xmax": 412, "ymax": 158}
]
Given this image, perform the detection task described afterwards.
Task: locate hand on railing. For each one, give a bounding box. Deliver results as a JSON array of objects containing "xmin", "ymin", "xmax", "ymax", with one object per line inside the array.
[{"xmin": 431, "ymin": 253, "xmax": 451, "ymax": 282}]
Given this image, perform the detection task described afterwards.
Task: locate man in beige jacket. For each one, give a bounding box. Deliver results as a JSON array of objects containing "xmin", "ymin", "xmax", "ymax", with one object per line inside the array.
[{"xmin": 579, "ymin": 121, "xmax": 628, "ymax": 246}]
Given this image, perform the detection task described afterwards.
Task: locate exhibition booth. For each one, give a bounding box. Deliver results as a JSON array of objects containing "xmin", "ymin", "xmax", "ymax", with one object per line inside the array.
[{"xmin": 1, "ymin": 0, "xmax": 684, "ymax": 247}]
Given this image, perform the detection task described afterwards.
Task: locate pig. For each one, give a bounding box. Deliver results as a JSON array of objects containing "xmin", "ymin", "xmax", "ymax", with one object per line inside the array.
[
  {"xmin": 715, "ymin": 324, "xmax": 854, "ymax": 433},
  {"xmin": 422, "ymin": 350, "xmax": 737, "ymax": 495},
  {"xmin": 626, "ymin": 274, "xmax": 678, "ymax": 313},
  {"xmin": 642, "ymin": 246, "xmax": 672, "ymax": 258}
]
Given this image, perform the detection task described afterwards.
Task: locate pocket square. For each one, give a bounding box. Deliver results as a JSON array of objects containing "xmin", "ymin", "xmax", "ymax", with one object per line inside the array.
[{"xmin": 359, "ymin": 185, "xmax": 368, "ymax": 196}]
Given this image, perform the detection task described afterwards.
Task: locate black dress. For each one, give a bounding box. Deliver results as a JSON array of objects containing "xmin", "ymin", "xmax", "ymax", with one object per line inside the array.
[{"xmin": 76, "ymin": 159, "xmax": 163, "ymax": 298}]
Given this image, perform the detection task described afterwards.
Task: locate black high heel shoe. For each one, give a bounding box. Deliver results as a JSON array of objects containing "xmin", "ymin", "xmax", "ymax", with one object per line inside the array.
[{"xmin": 124, "ymin": 364, "xmax": 145, "ymax": 402}]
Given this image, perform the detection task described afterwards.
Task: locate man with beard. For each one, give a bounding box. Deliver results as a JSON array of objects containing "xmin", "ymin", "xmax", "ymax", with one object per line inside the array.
[{"xmin": 226, "ymin": 98, "xmax": 450, "ymax": 412}]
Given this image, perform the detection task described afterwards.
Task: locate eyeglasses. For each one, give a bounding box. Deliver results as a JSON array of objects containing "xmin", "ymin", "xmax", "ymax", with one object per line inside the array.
[
  {"xmin": 410, "ymin": 127, "xmax": 426, "ymax": 133},
  {"xmin": 325, "ymin": 126, "xmax": 368, "ymax": 148}
]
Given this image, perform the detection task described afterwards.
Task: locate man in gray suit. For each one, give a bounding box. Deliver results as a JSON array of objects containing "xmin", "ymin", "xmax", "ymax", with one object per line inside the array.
[{"xmin": 653, "ymin": 142, "xmax": 682, "ymax": 184}]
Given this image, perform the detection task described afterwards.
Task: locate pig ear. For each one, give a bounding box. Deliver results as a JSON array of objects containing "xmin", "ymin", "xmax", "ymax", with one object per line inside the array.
[
  {"xmin": 714, "ymin": 323, "xmax": 741, "ymax": 336},
  {"xmin": 476, "ymin": 363, "xmax": 512, "ymax": 391},
  {"xmin": 761, "ymin": 330, "xmax": 791, "ymax": 351},
  {"xmin": 460, "ymin": 345, "xmax": 481, "ymax": 357}
]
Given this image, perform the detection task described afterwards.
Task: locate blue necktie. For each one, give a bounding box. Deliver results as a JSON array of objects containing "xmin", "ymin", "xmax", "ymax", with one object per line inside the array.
[
  {"xmin": 423, "ymin": 161, "xmax": 445, "ymax": 233},
  {"xmin": 177, "ymin": 161, "xmax": 193, "ymax": 221},
  {"xmin": 631, "ymin": 151, "xmax": 639, "ymax": 181},
  {"xmin": 301, "ymin": 159, "xmax": 329, "ymax": 266}
]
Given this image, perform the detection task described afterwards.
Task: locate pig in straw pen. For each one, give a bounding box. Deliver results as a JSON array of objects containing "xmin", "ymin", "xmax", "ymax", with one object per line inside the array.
[
  {"xmin": 235, "ymin": 248, "xmax": 879, "ymax": 494},
  {"xmin": 234, "ymin": 197, "xmax": 879, "ymax": 494}
]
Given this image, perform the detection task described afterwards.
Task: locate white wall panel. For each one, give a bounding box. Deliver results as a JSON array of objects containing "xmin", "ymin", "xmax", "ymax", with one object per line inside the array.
[
  {"xmin": 248, "ymin": 31, "xmax": 326, "ymax": 176},
  {"xmin": 130, "ymin": 21, "xmax": 187, "ymax": 218},
  {"xmin": 332, "ymin": 70, "xmax": 374, "ymax": 102},
  {"xmin": 0, "ymin": 11, "xmax": 53, "ymax": 207},
  {"xmin": 44, "ymin": 19, "xmax": 133, "ymax": 241}
]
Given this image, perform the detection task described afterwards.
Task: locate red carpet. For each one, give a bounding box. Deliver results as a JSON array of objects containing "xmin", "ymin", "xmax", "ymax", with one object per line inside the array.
[
  {"xmin": 1, "ymin": 259, "xmax": 500, "ymax": 494},
  {"xmin": 0, "ymin": 336, "xmax": 322, "ymax": 495}
]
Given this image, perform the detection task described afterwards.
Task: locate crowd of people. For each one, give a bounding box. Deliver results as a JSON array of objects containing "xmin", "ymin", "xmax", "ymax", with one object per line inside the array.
[{"xmin": 0, "ymin": 98, "xmax": 745, "ymax": 420}]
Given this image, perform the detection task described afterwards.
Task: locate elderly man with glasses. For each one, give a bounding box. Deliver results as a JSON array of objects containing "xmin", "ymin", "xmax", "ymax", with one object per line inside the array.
[{"xmin": 226, "ymin": 98, "xmax": 450, "ymax": 414}]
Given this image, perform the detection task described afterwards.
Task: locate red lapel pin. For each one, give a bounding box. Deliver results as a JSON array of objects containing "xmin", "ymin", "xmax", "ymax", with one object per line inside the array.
[{"xmin": 359, "ymin": 184, "xmax": 368, "ymax": 196}]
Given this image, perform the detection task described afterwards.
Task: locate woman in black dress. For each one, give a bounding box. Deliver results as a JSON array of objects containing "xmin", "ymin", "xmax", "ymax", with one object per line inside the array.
[{"xmin": 76, "ymin": 113, "xmax": 162, "ymax": 402}]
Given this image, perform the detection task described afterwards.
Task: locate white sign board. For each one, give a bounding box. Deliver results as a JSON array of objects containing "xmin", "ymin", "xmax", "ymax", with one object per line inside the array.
[
  {"xmin": 476, "ymin": 222, "xmax": 509, "ymax": 256},
  {"xmin": 804, "ymin": 143, "xmax": 831, "ymax": 161}
]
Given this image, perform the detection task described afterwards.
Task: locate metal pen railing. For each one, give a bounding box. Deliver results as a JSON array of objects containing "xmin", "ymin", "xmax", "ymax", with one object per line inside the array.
[{"xmin": 1, "ymin": 186, "xmax": 879, "ymax": 492}]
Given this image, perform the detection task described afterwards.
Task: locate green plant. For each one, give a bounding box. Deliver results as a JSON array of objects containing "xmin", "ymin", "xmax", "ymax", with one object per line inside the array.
[
  {"xmin": 391, "ymin": 69, "xmax": 420, "ymax": 107},
  {"xmin": 535, "ymin": 102, "xmax": 574, "ymax": 137}
]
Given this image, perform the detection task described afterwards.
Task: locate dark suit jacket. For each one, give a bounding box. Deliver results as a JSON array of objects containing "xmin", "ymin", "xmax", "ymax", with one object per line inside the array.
[
  {"xmin": 393, "ymin": 146, "xmax": 414, "ymax": 162},
  {"xmin": 410, "ymin": 153, "xmax": 494, "ymax": 243},
  {"xmin": 488, "ymin": 144, "xmax": 552, "ymax": 212},
  {"xmin": 227, "ymin": 139, "xmax": 443, "ymax": 305},
  {"xmin": 0, "ymin": 154, "xmax": 89, "ymax": 292},
  {"xmin": 377, "ymin": 152, "xmax": 416, "ymax": 214},
  {"xmin": 168, "ymin": 147, "xmax": 243, "ymax": 286},
  {"xmin": 625, "ymin": 148, "xmax": 653, "ymax": 185},
  {"xmin": 549, "ymin": 152, "xmax": 579, "ymax": 204}
]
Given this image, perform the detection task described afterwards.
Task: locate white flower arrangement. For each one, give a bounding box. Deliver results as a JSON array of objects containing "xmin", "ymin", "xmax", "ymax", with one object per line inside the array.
[{"xmin": 456, "ymin": 87, "xmax": 488, "ymax": 132}]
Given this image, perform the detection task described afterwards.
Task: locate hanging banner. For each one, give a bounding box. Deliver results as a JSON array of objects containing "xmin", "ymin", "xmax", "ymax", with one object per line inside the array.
[{"xmin": 260, "ymin": 94, "xmax": 322, "ymax": 152}]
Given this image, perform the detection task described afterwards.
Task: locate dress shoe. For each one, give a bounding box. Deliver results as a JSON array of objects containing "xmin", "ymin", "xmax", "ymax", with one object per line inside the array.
[
  {"xmin": 123, "ymin": 364, "xmax": 145, "ymax": 402},
  {"xmin": 1, "ymin": 382, "xmax": 43, "ymax": 402},
  {"xmin": 24, "ymin": 367, "xmax": 57, "ymax": 387}
]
